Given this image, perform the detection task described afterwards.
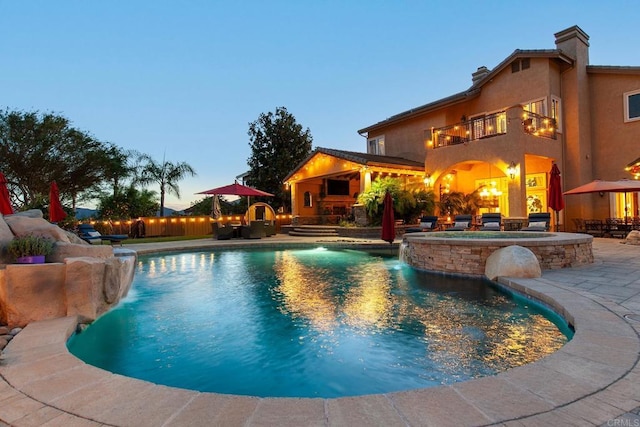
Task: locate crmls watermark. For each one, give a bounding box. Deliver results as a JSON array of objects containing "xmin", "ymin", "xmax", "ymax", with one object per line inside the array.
[{"xmin": 607, "ymin": 418, "xmax": 640, "ymax": 427}]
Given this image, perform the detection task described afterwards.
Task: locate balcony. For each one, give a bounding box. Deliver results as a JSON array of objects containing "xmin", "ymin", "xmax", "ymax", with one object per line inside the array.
[
  {"xmin": 522, "ymin": 111, "xmax": 557, "ymax": 139},
  {"xmin": 431, "ymin": 110, "xmax": 556, "ymax": 149}
]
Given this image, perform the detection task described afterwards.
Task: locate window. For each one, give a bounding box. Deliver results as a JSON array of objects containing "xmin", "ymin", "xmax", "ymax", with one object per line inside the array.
[
  {"xmin": 511, "ymin": 59, "xmax": 529, "ymax": 73},
  {"xmin": 523, "ymin": 99, "xmax": 547, "ymax": 116},
  {"xmin": 303, "ymin": 191, "xmax": 312, "ymax": 207},
  {"xmin": 551, "ymin": 96, "xmax": 562, "ymax": 132},
  {"xmin": 367, "ymin": 136, "xmax": 385, "ymax": 155},
  {"xmin": 624, "ymin": 89, "xmax": 640, "ymax": 122}
]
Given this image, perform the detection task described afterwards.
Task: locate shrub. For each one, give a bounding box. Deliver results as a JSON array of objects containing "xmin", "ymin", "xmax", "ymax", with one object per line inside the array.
[{"xmin": 7, "ymin": 235, "xmax": 55, "ymax": 260}]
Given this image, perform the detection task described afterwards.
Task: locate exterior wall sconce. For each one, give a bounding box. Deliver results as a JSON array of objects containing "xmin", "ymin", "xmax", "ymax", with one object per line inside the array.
[
  {"xmin": 507, "ymin": 162, "xmax": 518, "ymax": 179},
  {"xmin": 424, "ymin": 174, "xmax": 432, "ymax": 188}
]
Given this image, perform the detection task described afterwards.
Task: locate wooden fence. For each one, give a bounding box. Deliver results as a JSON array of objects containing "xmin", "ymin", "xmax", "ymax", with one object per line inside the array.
[{"xmin": 86, "ymin": 215, "xmax": 293, "ymax": 238}]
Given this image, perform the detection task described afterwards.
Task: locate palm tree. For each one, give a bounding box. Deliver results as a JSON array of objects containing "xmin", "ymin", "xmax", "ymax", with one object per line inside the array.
[{"xmin": 139, "ymin": 155, "xmax": 196, "ymax": 216}]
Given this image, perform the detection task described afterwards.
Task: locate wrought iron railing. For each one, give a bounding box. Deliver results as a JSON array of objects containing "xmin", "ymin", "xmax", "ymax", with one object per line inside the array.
[
  {"xmin": 431, "ymin": 110, "xmax": 556, "ymax": 148},
  {"xmin": 521, "ymin": 111, "xmax": 557, "ymax": 139},
  {"xmin": 432, "ymin": 111, "xmax": 507, "ymax": 148}
]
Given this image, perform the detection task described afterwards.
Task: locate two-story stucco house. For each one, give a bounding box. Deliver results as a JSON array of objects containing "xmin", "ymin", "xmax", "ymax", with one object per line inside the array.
[{"xmin": 285, "ymin": 26, "xmax": 640, "ymax": 230}]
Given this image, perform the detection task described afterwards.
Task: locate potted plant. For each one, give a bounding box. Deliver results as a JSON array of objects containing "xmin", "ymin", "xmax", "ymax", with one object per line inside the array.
[{"xmin": 7, "ymin": 234, "xmax": 54, "ymax": 264}]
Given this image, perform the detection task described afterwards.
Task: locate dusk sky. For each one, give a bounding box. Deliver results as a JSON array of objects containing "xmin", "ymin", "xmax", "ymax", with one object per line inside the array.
[{"xmin": 1, "ymin": 1, "xmax": 638, "ymax": 210}]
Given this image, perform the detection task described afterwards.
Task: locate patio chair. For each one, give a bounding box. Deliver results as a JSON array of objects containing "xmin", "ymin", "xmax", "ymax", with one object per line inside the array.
[
  {"xmin": 241, "ymin": 221, "xmax": 266, "ymax": 239},
  {"xmin": 520, "ymin": 213, "xmax": 551, "ymax": 232},
  {"xmin": 78, "ymin": 224, "xmax": 129, "ymax": 245},
  {"xmin": 480, "ymin": 213, "xmax": 502, "ymax": 231},
  {"xmin": 264, "ymin": 220, "xmax": 276, "ymax": 237},
  {"xmin": 212, "ymin": 222, "xmax": 234, "ymax": 240},
  {"xmin": 445, "ymin": 214, "xmax": 472, "ymax": 231},
  {"xmin": 584, "ymin": 219, "xmax": 605, "ymax": 237},
  {"xmin": 405, "ymin": 215, "xmax": 439, "ymax": 233},
  {"xmin": 605, "ymin": 218, "xmax": 630, "ymax": 239}
]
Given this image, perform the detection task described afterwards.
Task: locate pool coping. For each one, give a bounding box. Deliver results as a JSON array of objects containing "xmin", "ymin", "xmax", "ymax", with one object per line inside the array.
[{"xmin": 0, "ymin": 238, "xmax": 639, "ymax": 426}]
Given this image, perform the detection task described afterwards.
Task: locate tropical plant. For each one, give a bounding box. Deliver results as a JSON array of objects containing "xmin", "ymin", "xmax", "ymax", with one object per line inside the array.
[
  {"xmin": 438, "ymin": 189, "xmax": 483, "ymax": 216},
  {"xmin": 138, "ymin": 155, "xmax": 196, "ymax": 217},
  {"xmin": 357, "ymin": 177, "xmax": 436, "ymax": 225},
  {"xmin": 7, "ymin": 234, "xmax": 54, "ymax": 260}
]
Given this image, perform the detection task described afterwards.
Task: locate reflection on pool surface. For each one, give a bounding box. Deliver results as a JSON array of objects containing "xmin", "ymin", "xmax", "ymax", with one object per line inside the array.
[{"xmin": 67, "ymin": 247, "xmax": 571, "ymax": 398}]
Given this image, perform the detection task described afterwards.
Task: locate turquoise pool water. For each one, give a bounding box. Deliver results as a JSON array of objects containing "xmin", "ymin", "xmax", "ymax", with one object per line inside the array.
[{"xmin": 67, "ymin": 247, "xmax": 571, "ymax": 398}]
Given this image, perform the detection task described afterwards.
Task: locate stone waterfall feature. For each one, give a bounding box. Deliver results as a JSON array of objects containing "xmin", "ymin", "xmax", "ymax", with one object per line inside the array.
[{"xmin": 0, "ymin": 211, "xmax": 136, "ymax": 328}]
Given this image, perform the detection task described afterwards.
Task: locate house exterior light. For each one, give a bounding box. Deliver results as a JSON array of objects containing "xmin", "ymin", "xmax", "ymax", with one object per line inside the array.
[{"xmin": 507, "ymin": 162, "xmax": 517, "ymax": 179}]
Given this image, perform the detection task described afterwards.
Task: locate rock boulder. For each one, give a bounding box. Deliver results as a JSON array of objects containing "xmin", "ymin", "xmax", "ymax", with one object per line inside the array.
[{"xmin": 485, "ymin": 245, "xmax": 541, "ymax": 280}]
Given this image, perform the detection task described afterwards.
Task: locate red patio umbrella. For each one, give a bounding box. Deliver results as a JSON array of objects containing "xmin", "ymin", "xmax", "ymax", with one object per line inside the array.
[
  {"xmin": 563, "ymin": 179, "xmax": 640, "ymax": 195},
  {"xmin": 548, "ymin": 163, "xmax": 564, "ymax": 231},
  {"xmin": 564, "ymin": 179, "xmax": 640, "ymax": 222},
  {"xmin": 381, "ymin": 191, "xmax": 395, "ymax": 244},
  {"xmin": 49, "ymin": 181, "xmax": 67, "ymax": 223},
  {"xmin": 0, "ymin": 172, "xmax": 13, "ymax": 215},
  {"xmin": 197, "ymin": 181, "xmax": 274, "ymax": 212}
]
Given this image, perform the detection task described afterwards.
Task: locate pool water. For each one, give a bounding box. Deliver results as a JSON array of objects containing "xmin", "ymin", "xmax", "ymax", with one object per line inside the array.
[{"xmin": 67, "ymin": 247, "xmax": 571, "ymax": 398}]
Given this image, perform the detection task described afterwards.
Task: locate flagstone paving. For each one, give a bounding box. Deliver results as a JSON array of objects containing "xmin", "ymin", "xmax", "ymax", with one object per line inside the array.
[{"xmin": 0, "ymin": 235, "xmax": 638, "ymax": 426}]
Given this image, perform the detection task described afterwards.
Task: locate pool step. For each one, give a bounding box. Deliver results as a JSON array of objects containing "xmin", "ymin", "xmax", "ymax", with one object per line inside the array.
[{"xmin": 289, "ymin": 225, "xmax": 339, "ymax": 237}]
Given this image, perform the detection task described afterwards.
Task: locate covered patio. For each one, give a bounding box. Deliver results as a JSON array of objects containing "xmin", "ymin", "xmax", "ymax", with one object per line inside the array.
[{"xmin": 284, "ymin": 147, "xmax": 426, "ymax": 225}]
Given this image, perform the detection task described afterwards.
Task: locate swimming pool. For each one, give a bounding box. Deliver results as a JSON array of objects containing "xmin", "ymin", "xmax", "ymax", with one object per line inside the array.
[{"xmin": 67, "ymin": 247, "xmax": 571, "ymax": 398}]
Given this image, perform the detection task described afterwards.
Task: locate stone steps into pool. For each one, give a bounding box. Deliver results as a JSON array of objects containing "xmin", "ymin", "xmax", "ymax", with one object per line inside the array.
[{"xmin": 288, "ymin": 225, "xmax": 340, "ymax": 237}]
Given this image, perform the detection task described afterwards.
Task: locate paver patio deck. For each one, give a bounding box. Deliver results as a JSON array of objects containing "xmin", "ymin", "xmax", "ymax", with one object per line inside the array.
[{"xmin": 0, "ymin": 236, "xmax": 638, "ymax": 426}]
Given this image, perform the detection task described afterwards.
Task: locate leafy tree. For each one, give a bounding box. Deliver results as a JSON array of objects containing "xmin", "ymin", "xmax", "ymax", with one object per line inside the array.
[
  {"xmin": 247, "ymin": 107, "xmax": 313, "ymax": 211},
  {"xmin": 138, "ymin": 155, "xmax": 196, "ymax": 217},
  {"xmin": 188, "ymin": 196, "xmax": 246, "ymax": 216},
  {"xmin": 96, "ymin": 186, "xmax": 158, "ymax": 219},
  {"xmin": 0, "ymin": 109, "xmax": 110, "ymax": 211}
]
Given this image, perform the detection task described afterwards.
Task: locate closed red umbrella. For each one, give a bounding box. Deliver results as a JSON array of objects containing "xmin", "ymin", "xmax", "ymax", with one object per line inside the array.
[
  {"xmin": 49, "ymin": 181, "xmax": 67, "ymax": 223},
  {"xmin": 381, "ymin": 191, "xmax": 395, "ymax": 244},
  {"xmin": 548, "ymin": 163, "xmax": 564, "ymax": 231},
  {"xmin": 0, "ymin": 172, "xmax": 13, "ymax": 215}
]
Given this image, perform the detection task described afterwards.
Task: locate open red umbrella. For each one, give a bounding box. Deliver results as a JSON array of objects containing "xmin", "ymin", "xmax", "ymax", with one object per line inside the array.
[
  {"xmin": 197, "ymin": 181, "xmax": 274, "ymax": 212},
  {"xmin": 564, "ymin": 179, "xmax": 640, "ymax": 223},
  {"xmin": 49, "ymin": 181, "xmax": 67, "ymax": 223},
  {"xmin": 0, "ymin": 172, "xmax": 13, "ymax": 215},
  {"xmin": 381, "ymin": 191, "xmax": 395, "ymax": 244},
  {"xmin": 563, "ymin": 179, "xmax": 640, "ymax": 195},
  {"xmin": 197, "ymin": 181, "xmax": 274, "ymax": 197},
  {"xmin": 548, "ymin": 163, "xmax": 564, "ymax": 231}
]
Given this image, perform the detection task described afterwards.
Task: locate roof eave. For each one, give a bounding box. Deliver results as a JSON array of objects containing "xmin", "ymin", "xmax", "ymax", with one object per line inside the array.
[{"xmin": 358, "ymin": 49, "xmax": 574, "ymax": 136}]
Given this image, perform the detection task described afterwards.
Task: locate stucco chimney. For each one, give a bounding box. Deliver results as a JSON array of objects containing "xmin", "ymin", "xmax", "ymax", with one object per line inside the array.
[
  {"xmin": 472, "ymin": 66, "xmax": 490, "ymax": 85},
  {"xmin": 554, "ymin": 25, "xmax": 590, "ymax": 63}
]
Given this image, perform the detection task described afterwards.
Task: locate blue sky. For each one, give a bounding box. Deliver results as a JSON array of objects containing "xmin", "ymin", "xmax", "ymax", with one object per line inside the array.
[{"xmin": 1, "ymin": 1, "xmax": 638, "ymax": 210}]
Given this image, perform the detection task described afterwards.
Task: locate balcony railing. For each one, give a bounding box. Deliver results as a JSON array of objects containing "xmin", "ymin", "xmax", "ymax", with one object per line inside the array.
[
  {"xmin": 522, "ymin": 111, "xmax": 557, "ymax": 140},
  {"xmin": 431, "ymin": 110, "xmax": 556, "ymax": 149},
  {"xmin": 432, "ymin": 111, "xmax": 507, "ymax": 148}
]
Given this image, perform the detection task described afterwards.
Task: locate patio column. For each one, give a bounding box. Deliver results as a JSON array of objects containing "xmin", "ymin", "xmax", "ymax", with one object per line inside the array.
[
  {"xmin": 360, "ymin": 169, "xmax": 372, "ymax": 194},
  {"xmin": 289, "ymin": 183, "xmax": 298, "ymax": 218}
]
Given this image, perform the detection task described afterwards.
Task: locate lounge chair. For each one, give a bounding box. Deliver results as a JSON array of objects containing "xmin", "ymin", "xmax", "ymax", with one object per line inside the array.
[
  {"xmin": 446, "ymin": 214, "xmax": 472, "ymax": 231},
  {"xmin": 521, "ymin": 213, "xmax": 551, "ymax": 232},
  {"xmin": 212, "ymin": 222, "xmax": 234, "ymax": 240},
  {"xmin": 480, "ymin": 213, "xmax": 502, "ymax": 231},
  {"xmin": 78, "ymin": 224, "xmax": 129, "ymax": 245},
  {"xmin": 405, "ymin": 215, "xmax": 439, "ymax": 233},
  {"xmin": 241, "ymin": 221, "xmax": 266, "ymax": 239}
]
